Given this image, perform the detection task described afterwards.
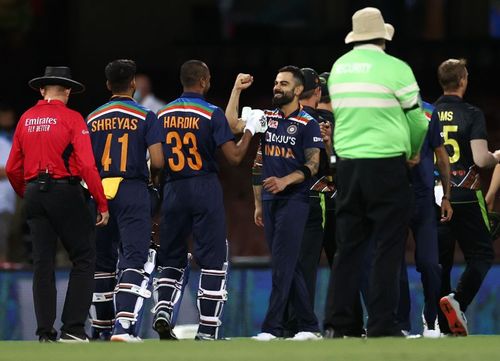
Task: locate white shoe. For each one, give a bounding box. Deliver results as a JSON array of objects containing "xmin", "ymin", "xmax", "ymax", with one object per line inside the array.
[
  {"xmin": 287, "ymin": 331, "xmax": 323, "ymax": 341},
  {"xmin": 251, "ymin": 332, "xmax": 277, "ymax": 341},
  {"xmin": 422, "ymin": 314, "xmax": 441, "ymax": 338},
  {"xmin": 110, "ymin": 334, "xmax": 143, "ymax": 343},
  {"xmin": 422, "ymin": 328, "xmax": 441, "ymax": 338},
  {"xmin": 439, "ymin": 293, "xmax": 468, "ymax": 336}
]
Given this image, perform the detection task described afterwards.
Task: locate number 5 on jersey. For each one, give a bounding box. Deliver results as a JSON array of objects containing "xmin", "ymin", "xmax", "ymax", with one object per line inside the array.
[{"xmin": 443, "ymin": 125, "xmax": 460, "ymax": 164}]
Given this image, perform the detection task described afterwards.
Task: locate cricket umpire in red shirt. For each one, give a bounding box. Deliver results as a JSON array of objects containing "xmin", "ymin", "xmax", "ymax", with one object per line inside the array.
[{"xmin": 6, "ymin": 66, "xmax": 109, "ymax": 342}]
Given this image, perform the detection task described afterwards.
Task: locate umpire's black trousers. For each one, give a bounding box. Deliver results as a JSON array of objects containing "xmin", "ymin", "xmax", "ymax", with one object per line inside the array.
[
  {"xmin": 329, "ymin": 156, "xmax": 412, "ymax": 337},
  {"xmin": 25, "ymin": 181, "xmax": 95, "ymax": 337}
]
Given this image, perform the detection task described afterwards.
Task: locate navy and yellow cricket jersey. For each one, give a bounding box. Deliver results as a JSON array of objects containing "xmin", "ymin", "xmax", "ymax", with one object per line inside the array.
[
  {"xmin": 156, "ymin": 92, "xmax": 234, "ymax": 182},
  {"xmin": 87, "ymin": 96, "xmax": 163, "ymax": 181},
  {"xmin": 434, "ymin": 95, "xmax": 488, "ymax": 201},
  {"xmin": 258, "ymin": 107, "xmax": 324, "ymax": 201}
]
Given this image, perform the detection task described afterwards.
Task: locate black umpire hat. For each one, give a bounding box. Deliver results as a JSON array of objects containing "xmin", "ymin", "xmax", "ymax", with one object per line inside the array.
[{"xmin": 29, "ymin": 66, "xmax": 85, "ymax": 94}]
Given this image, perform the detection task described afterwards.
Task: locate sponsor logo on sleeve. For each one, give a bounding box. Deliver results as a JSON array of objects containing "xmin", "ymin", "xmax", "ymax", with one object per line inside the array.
[{"xmin": 268, "ymin": 120, "xmax": 278, "ymax": 129}]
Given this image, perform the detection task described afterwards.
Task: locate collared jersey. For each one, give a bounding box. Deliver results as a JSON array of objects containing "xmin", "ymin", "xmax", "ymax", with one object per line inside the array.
[
  {"xmin": 258, "ymin": 107, "xmax": 324, "ymax": 201},
  {"xmin": 328, "ymin": 44, "xmax": 428, "ymax": 159},
  {"xmin": 411, "ymin": 101, "xmax": 443, "ymax": 194},
  {"xmin": 6, "ymin": 99, "xmax": 108, "ymax": 212},
  {"xmin": 87, "ymin": 97, "xmax": 164, "ymax": 181},
  {"xmin": 434, "ymin": 95, "xmax": 487, "ymax": 199},
  {"xmin": 157, "ymin": 92, "xmax": 234, "ymax": 182}
]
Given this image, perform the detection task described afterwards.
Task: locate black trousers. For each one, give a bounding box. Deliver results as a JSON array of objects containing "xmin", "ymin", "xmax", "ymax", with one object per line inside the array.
[
  {"xmin": 437, "ymin": 194, "xmax": 494, "ymax": 333},
  {"xmin": 328, "ymin": 156, "xmax": 412, "ymax": 337},
  {"xmin": 323, "ymin": 195, "xmax": 337, "ymax": 267},
  {"xmin": 25, "ymin": 182, "xmax": 95, "ymax": 337}
]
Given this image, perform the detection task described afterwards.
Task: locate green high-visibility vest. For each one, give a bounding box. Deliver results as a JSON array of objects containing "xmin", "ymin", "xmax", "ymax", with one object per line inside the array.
[{"xmin": 328, "ymin": 44, "xmax": 428, "ymax": 159}]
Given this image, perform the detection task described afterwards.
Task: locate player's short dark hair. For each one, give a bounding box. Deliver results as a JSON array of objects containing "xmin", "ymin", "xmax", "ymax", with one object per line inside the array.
[
  {"xmin": 105, "ymin": 59, "xmax": 137, "ymax": 93},
  {"xmin": 180, "ymin": 60, "xmax": 209, "ymax": 88},
  {"xmin": 278, "ymin": 65, "xmax": 305, "ymax": 87},
  {"xmin": 438, "ymin": 58, "xmax": 467, "ymax": 92}
]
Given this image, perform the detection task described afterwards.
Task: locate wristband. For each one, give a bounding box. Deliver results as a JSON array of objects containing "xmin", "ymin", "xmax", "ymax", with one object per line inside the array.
[
  {"xmin": 298, "ymin": 165, "xmax": 312, "ymax": 180},
  {"xmin": 442, "ymin": 195, "xmax": 449, "ymax": 200}
]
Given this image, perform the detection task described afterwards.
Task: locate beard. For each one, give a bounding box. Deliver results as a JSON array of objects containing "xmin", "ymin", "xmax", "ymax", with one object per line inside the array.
[{"xmin": 272, "ymin": 90, "xmax": 294, "ymax": 107}]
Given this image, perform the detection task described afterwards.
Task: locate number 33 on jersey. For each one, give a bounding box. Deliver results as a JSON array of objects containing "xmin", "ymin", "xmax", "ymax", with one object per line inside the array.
[{"xmin": 157, "ymin": 92, "xmax": 235, "ymax": 182}]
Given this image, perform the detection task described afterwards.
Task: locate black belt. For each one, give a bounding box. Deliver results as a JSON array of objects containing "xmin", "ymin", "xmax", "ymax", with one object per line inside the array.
[{"xmin": 28, "ymin": 177, "xmax": 81, "ymax": 185}]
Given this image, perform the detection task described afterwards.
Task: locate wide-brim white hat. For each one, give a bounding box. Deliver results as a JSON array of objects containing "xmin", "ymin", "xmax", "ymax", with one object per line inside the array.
[{"xmin": 345, "ymin": 7, "xmax": 394, "ymax": 44}]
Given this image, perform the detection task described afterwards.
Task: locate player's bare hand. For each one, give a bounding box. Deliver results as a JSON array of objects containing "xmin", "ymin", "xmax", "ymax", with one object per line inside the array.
[
  {"xmin": 320, "ymin": 122, "xmax": 332, "ymax": 139},
  {"xmin": 254, "ymin": 206, "xmax": 264, "ymax": 227},
  {"xmin": 96, "ymin": 211, "xmax": 110, "ymax": 227},
  {"xmin": 440, "ymin": 199, "xmax": 453, "ymax": 222},
  {"xmin": 263, "ymin": 176, "xmax": 287, "ymax": 194},
  {"xmin": 320, "ymin": 122, "xmax": 332, "ymax": 146},
  {"xmin": 407, "ymin": 154, "xmax": 420, "ymax": 168},
  {"xmin": 234, "ymin": 73, "xmax": 254, "ymax": 91}
]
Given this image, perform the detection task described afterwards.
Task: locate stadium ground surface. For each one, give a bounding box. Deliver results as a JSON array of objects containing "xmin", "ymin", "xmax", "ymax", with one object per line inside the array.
[{"xmin": 1, "ymin": 336, "xmax": 499, "ymax": 361}]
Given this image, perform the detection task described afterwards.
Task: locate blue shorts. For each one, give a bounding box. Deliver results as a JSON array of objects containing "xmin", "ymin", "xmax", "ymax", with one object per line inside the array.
[
  {"xmin": 157, "ymin": 174, "xmax": 227, "ymax": 270},
  {"xmin": 95, "ymin": 179, "xmax": 151, "ymax": 272}
]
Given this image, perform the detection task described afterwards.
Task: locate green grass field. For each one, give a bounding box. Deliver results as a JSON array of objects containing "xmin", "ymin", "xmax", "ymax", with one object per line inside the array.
[{"xmin": 1, "ymin": 337, "xmax": 500, "ymax": 361}]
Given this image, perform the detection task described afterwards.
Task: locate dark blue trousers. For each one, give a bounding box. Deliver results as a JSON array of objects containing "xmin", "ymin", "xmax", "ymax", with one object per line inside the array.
[
  {"xmin": 157, "ymin": 174, "xmax": 227, "ymax": 270},
  {"xmin": 408, "ymin": 192, "xmax": 441, "ymax": 328},
  {"xmin": 261, "ymin": 199, "xmax": 320, "ymax": 336},
  {"xmin": 95, "ymin": 179, "xmax": 151, "ymax": 272}
]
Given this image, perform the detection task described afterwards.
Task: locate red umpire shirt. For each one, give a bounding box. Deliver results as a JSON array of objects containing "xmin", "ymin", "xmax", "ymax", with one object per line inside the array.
[{"xmin": 6, "ymin": 99, "xmax": 108, "ymax": 213}]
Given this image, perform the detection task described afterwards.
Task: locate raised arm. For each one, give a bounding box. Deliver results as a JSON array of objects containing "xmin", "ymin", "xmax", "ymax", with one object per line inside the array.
[{"xmin": 225, "ymin": 73, "xmax": 253, "ymax": 134}]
